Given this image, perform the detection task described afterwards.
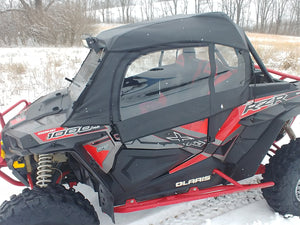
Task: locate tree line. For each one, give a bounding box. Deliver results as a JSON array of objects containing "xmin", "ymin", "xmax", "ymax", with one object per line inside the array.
[
  {"xmin": 0, "ymin": 0, "xmax": 299, "ymax": 46},
  {"xmin": 0, "ymin": 0, "xmax": 95, "ymax": 46}
]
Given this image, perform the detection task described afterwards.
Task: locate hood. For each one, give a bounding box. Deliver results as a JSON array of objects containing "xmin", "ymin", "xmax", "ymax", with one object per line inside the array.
[{"xmin": 6, "ymin": 89, "xmax": 71, "ymax": 129}]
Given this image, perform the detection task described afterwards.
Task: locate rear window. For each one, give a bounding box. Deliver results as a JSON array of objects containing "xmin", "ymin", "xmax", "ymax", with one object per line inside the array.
[{"xmin": 214, "ymin": 44, "xmax": 246, "ymax": 92}]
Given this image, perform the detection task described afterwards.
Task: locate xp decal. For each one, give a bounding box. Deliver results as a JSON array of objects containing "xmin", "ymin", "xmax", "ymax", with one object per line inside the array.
[
  {"xmin": 166, "ymin": 132, "xmax": 194, "ymax": 142},
  {"xmin": 35, "ymin": 125, "xmax": 105, "ymax": 142},
  {"xmin": 125, "ymin": 120, "xmax": 208, "ymax": 150},
  {"xmin": 166, "ymin": 131, "xmax": 207, "ymax": 148}
]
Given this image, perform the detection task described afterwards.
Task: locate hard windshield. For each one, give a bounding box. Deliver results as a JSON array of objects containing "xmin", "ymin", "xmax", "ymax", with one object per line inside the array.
[{"xmin": 69, "ymin": 49, "xmax": 105, "ymax": 101}]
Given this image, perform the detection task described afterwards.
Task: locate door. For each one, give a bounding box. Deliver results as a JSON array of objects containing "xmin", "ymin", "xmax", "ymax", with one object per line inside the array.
[{"xmin": 114, "ymin": 44, "xmax": 250, "ymax": 142}]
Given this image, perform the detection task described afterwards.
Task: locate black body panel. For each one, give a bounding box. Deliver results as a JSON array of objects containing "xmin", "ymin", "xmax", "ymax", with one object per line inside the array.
[{"xmin": 110, "ymin": 148, "xmax": 224, "ymax": 205}]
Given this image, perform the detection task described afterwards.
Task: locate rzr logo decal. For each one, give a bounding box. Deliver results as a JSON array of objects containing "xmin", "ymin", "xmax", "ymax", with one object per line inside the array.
[
  {"xmin": 242, "ymin": 94, "xmax": 288, "ymax": 116},
  {"xmin": 35, "ymin": 125, "xmax": 105, "ymax": 142}
]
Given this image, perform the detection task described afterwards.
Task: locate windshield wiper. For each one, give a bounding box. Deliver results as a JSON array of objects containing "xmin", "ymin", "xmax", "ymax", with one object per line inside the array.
[{"xmin": 65, "ymin": 77, "xmax": 81, "ymax": 87}]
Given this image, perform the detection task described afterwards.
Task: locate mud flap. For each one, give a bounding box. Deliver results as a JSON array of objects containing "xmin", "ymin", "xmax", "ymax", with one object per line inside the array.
[{"xmin": 99, "ymin": 183, "xmax": 115, "ymax": 222}]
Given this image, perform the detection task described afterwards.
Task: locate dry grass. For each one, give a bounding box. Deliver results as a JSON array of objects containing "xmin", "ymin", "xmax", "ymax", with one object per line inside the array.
[
  {"xmin": 247, "ymin": 32, "xmax": 300, "ymax": 74},
  {"xmin": 1, "ymin": 62, "xmax": 27, "ymax": 74}
]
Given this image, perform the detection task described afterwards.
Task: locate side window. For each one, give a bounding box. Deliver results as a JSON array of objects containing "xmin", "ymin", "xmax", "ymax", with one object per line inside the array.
[
  {"xmin": 214, "ymin": 44, "xmax": 246, "ymax": 92},
  {"xmin": 120, "ymin": 46, "xmax": 211, "ymax": 120}
]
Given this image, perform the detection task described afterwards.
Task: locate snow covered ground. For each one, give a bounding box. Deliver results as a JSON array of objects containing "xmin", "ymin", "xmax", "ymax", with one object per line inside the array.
[
  {"xmin": 0, "ymin": 41, "xmax": 300, "ymax": 224},
  {"xmin": 1, "ymin": 172, "xmax": 300, "ymax": 225}
]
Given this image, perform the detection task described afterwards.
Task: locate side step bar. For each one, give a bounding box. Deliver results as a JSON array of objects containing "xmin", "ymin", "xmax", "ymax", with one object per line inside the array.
[{"xmin": 114, "ymin": 169, "xmax": 274, "ymax": 213}]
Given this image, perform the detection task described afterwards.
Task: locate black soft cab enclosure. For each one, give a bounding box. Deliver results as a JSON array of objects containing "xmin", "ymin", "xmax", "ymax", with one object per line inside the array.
[{"xmin": 67, "ymin": 12, "xmax": 251, "ymax": 142}]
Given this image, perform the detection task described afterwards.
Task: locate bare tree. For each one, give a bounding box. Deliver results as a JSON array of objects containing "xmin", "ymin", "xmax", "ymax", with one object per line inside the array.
[
  {"xmin": 206, "ymin": 0, "xmax": 214, "ymax": 11},
  {"xmin": 288, "ymin": 0, "xmax": 300, "ymax": 35},
  {"xmin": 0, "ymin": 0, "xmax": 95, "ymax": 46},
  {"xmin": 194, "ymin": 0, "xmax": 201, "ymax": 13},
  {"xmin": 235, "ymin": 0, "xmax": 245, "ymax": 25},
  {"xmin": 19, "ymin": 0, "xmax": 56, "ymax": 12},
  {"xmin": 259, "ymin": 0, "xmax": 274, "ymax": 32},
  {"xmin": 119, "ymin": 0, "xmax": 133, "ymax": 23},
  {"xmin": 140, "ymin": 0, "xmax": 154, "ymax": 21},
  {"xmin": 55, "ymin": 1, "xmax": 94, "ymax": 46},
  {"xmin": 254, "ymin": 0, "xmax": 260, "ymax": 31},
  {"xmin": 182, "ymin": 0, "xmax": 189, "ymax": 14},
  {"xmin": 159, "ymin": 0, "xmax": 170, "ymax": 17},
  {"xmin": 161, "ymin": 0, "xmax": 179, "ymax": 15},
  {"xmin": 274, "ymin": 0, "xmax": 288, "ymax": 34},
  {"xmin": 171, "ymin": 0, "xmax": 179, "ymax": 15},
  {"xmin": 243, "ymin": 0, "xmax": 252, "ymax": 28},
  {"xmin": 98, "ymin": 0, "xmax": 111, "ymax": 22},
  {"xmin": 194, "ymin": 0, "xmax": 206, "ymax": 13},
  {"xmin": 221, "ymin": 0, "xmax": 236, "ymax": 22}
]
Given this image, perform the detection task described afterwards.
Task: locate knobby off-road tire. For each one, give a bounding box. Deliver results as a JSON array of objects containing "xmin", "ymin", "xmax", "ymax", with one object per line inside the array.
[
  {"xmin": 0, "ymin": 184, "xmax": 100, "ymax": 225},
  {"xmin": 262, "ymin": 139, "xmax": 300, "ymax": 216}
]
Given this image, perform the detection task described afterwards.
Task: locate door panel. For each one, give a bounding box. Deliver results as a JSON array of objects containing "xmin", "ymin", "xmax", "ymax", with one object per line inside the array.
[
  {"xmin": 125, "ymin": 119, "xmax": 208, "ymax": 154},
  {"xmin": 115, "ymin": 44, "xmax": 250, "ymax": 142}
]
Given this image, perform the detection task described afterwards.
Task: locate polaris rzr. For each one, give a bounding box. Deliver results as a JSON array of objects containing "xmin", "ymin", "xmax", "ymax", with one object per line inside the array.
[{"xmin": 0, "ymin": 12, "xmax": 300, "ymax": 225}]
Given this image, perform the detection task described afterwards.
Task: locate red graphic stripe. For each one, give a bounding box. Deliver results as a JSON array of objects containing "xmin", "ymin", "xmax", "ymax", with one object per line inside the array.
[
  {"xmin": 181, "ymin": 118, "xmax": 208, "ymax": 135},
  {"xmin": 83, "ymin": 144, "xmax": 109, "ymax": 168},
  {"xmin": 216, "ymin": 107, "xmax": 241, "ymax": 142},
  {"xmin": 216, "ymin": 93, "xmax": 287, "ymax": 142},
  {"xmin": 169, "ymin": 154, "xmax": 207, "ymax": 174}
]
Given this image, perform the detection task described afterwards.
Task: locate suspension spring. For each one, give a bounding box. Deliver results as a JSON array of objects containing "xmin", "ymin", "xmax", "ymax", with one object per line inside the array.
[{"xmin": 36, "ymin": 154, "xmax": 53, "ymax": 188}]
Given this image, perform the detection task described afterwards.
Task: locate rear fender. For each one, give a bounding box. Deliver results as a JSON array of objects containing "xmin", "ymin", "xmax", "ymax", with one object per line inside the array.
[{"xmin": 229, "ymin": 106, "xmax": 300, "ymax": 180}]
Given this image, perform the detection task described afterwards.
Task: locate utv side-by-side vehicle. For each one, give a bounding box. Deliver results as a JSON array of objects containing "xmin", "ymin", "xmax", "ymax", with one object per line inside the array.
[{"xmin": 0, "ymin": 12, "xmax": 300, "ymax": 225}]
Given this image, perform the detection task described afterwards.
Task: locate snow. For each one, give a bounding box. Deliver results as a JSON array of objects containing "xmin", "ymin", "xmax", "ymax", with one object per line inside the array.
[
  {"xmin": 0, "ymin": 47, "xmax": 89, "ymax": 112},
  {"xmin": 0, "ymin": 46, "xmax": 300, "ymax": 224},
  {"xmin": 72, "ymin": 178, "xmax": 300, "ymax": 225},
  {"xmin": 1, "ymin": 177, "xmax": 300, "ymax": 225}
]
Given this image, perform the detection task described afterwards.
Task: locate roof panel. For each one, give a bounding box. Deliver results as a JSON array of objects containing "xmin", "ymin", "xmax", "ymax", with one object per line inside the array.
[{"xmin": 96, "ymin": 12, "xmax": 248, "ymax": 51}]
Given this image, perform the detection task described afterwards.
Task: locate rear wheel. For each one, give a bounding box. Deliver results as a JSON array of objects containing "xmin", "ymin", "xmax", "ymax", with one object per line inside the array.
[
  {"xmin": 262, "ymin": 139, "xmax": 300, "ymax": 216},
  {"xmin": 0, "ymin": 184, "xmax": 100, "ymax": 225}
]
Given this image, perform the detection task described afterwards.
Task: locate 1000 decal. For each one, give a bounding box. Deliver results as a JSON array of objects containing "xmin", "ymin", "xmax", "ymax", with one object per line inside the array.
[{"xmin": 35, "ymin": 125, "xmax": 104, "ymax": 142}]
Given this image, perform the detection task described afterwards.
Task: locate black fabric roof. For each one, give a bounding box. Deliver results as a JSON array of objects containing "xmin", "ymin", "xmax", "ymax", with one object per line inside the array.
[{"xmin": 96, "ymin": 12, "xmax": 248, "ymax": 51}]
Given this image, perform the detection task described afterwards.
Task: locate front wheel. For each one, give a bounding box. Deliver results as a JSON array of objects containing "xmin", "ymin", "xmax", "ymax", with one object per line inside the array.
[
  {"xmin": 0, "ymin": 185, "xmax": 100, "ymax": 225},
  {"xmin": 262, "ymin": 139, "xmax": 300, "ymax": 216}
]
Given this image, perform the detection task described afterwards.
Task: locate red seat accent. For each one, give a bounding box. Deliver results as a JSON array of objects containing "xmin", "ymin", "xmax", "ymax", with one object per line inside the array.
[
  {"xmin": 176, "ymin": 54, "xmax": 185, "ymax": 66},
  {"xmin": 192, "ymin": 60, "xmax": 209, "ymax": 82}
]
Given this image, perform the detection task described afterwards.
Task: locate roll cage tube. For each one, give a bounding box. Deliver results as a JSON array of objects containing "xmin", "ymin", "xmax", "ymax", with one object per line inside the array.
[{"xmin": 246, "ymin": 36, "xmax": 273, "ymax": 83}]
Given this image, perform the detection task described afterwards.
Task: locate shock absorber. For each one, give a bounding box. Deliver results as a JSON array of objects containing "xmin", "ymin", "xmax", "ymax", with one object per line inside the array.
[{"xmin": 36, "ymin": 154, "xmax": 53, "ymax": 188}]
